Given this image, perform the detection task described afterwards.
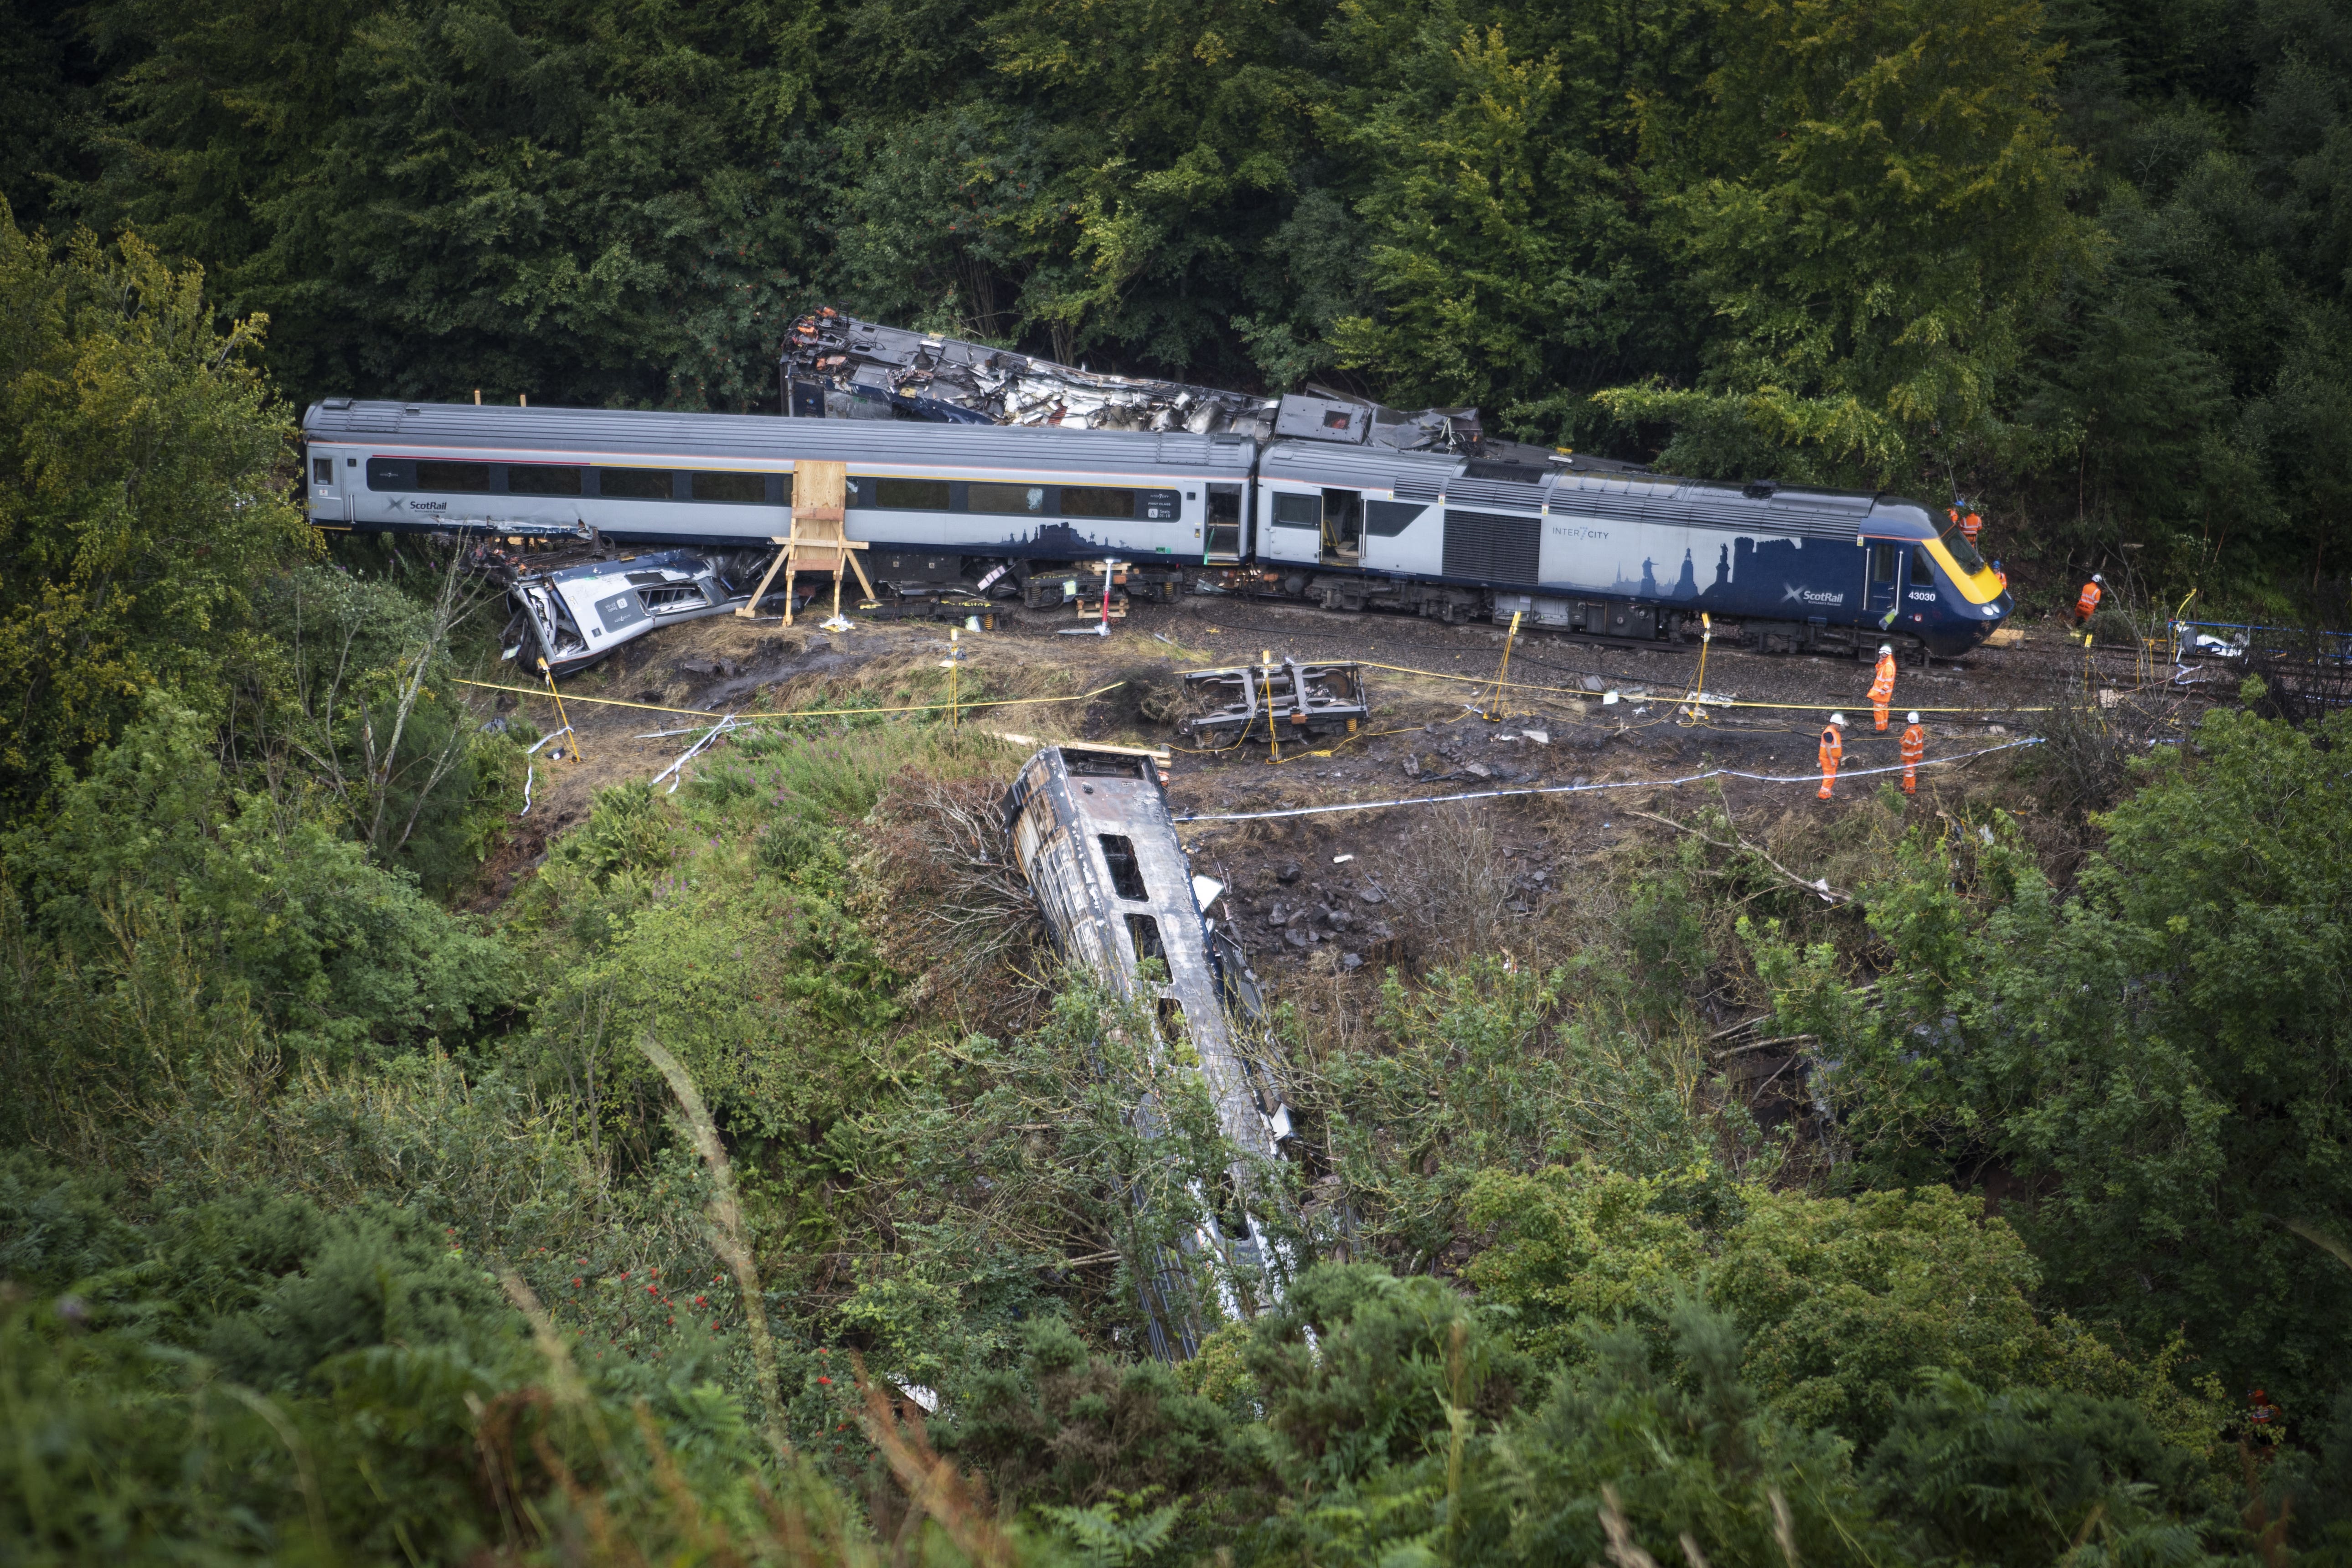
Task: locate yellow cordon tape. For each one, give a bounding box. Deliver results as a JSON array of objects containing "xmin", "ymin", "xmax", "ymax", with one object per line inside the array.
[
  {"xmin": 455, "ymin": 676, "xmax": 1124, "ymax": 722},
  {"xmin": 1169, "ymin": 738, "xmax": 2045, "ymax": 823},
  {"xmin": 1193, "ymin": 658, "xmax": 2058, "ymax": 716}
]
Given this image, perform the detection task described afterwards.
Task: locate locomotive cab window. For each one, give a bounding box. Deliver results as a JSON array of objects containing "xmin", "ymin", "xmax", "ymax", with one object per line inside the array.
[
  {"xmin": 1910, "ymin": 547, "xmax": 1935, "ymax": 586},
  {"xmin": 1939, "ymin": 526, "xmax": 1986, "ymax": 575}
]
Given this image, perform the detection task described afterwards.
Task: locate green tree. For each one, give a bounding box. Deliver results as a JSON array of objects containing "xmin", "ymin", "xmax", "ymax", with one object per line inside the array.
[
  {"xmin": 1601, "ymin": 0, "xmax": 2089, "ymax": 483},
  {"xmin": 1764, "ymin": 698, "xmax": 2352, "ymax": 1392},
  {"xmin": 0, "ymin": 205, "xmax": 309, "ymax": 802}
]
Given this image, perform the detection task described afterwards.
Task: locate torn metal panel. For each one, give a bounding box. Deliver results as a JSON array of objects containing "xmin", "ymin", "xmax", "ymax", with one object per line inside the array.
[
  {"xmin": 496, "ymin": 548, "xmax": 763, "ymax": 675},
  {"xmin": 1179, "ymin": 660, "xmax": 1370, "ymax": 745},
  {"xmin": 1001, "ymin": 743, "xmax": 1295, "ymax": 1360},
  {"xmin": 780, "ymin": 309, "xmax": 1481, "ymax": 453}
]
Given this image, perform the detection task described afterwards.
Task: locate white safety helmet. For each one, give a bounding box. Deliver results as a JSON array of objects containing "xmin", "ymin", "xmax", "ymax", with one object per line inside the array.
[
  {"xmin": 1829, "ymin": 712, "xmax": 1847, "ymax": 727},
  {"xmin": 1908, "ymin": 711, "xmax": 1921, "ymax": 724},
  {"xmin": 2092, "ymin": 573, "xmax": 2105, "ymax": 584},
  {"xmin": 1878, "ymin": 643, "xmax": 1893, "ymax": 656}
]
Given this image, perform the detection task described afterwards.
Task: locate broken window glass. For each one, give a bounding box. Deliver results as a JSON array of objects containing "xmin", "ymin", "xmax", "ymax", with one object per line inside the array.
[{"xmin": 969, "ymin": 483, "xmax": 1046, "ymax": 513}]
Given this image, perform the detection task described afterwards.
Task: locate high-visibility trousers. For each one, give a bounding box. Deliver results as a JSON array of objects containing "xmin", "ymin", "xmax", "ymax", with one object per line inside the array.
[
  {"xmin": 1874, "ymin": 700, "xmax": 1890, "ymax": 732},
  {"xmin": 1869, "ymin": 658, "xmax": 1896, "ymax": 730},
  {"xmin": 1900, "ymin": 727, "xmax": 1925, "ymax": 794}
]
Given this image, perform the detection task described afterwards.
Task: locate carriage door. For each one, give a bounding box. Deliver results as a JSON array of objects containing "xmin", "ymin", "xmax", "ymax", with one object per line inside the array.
[
  {"xmin": 1264, "ymin": 489, "xmax": 1321, "ymax": 563},
  {"xmin": 1866, "ymin": 541, "xmax": 1901, "ymax": 621},
  {"xmin": 1205, "ymin": 483, "xmax": 1244, "ymax": 562},
  {"xmin": 1320, "ymin": 490, "xmax": 1363, "ymax": 567}
]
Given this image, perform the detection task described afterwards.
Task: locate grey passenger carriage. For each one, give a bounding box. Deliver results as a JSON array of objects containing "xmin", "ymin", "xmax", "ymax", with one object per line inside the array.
[{"xmin": 303, "ymin": 382, "xmax": 2012, "ymax": 660}]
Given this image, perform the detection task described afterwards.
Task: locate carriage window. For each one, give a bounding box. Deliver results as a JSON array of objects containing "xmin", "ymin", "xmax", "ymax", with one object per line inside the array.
[
  {"xmin": 1125, "ymin": 913, "xmax": 1165, "ymax": 963},
  {"xmin": 1910, "ymin": 547, "xmax": 1935, "ymax": 586},
  {"xmin": 692, "ymin": 470, "xmax": 769, "ymax": 503},
  {"xmin": 874, "ymin": 477, "xmax": 950, "ymax": 509},
  {"xmin": 311, "ymin": 458, "xmax": 332, "ymax": 485},
  {"xmin": 1062, "ymin": 486, "xmax": 1137, "ymax": 520},
  {"xmin": 970, "ymin": 483, "xmax": 1046, "ymax": 514},
  {"xmin": 416, "ymin": 460, "xmax": 493, "ymax": 492},
  {"xmin": 599, "ymin": 468, "xmax": 675, "ymax": 500},
  {"xmin": 1098, "ymin": 834, "xmax": 1148, "ymax": 900},
  {"xmin": 365, "ymin": 458, "xmax": 410, "ymax": 490},
  {"xmin": 1271, "ymin": 491, "xmax": 1321, "ymax": 529},
  {"xmin": 507, "ymin": 464, "xmax": 584, "ymax": 496}
]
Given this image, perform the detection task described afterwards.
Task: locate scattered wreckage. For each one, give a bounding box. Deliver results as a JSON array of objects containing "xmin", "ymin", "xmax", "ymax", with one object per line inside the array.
[
  {"xmin": 490, "ymin": 545, "xmax": 766, "ymax": 676},
  {"xmin": 1002, "ymin": 743, "xmax": 1295, "ymax": 1358},
  {"xmin": 780, "ymin": 307, "xmax": 1484, "ymax": 454},
  {"xmin": 1178, "ymin": 660, "xmax": 1371, "ymax": 746}
]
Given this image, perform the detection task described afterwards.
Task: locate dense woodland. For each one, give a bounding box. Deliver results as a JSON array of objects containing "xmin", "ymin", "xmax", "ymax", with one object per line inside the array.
[
  {"xmin": 6, "ymin": 0, "xmax": 2352, "ymax": 1563},
  {"xmin": 7, "ymin": 0, "xmax": 2352, "ymax": 604}
]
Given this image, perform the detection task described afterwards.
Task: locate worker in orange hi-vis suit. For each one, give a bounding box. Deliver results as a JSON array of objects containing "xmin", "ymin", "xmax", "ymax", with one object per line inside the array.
[
  {"xmin": 2075, "ymin": 573, "xmax": 2105, "ymax": 624},
  {"xmin": 1868, "ymin": 643, "xmax": 1898, "ymax": 731},
  {"xmin": 1992, "ymin": 559, "xmax": 2008, "ymax": 592},
  {"xmin": 1949, "ymin": 504, "xmax": 1983, "ymax": 549},
  {"xmin": 1818, "ymin": 712, "xmax": 1847, "ymax": 799},
  {"xmin": 1900, "ymin": 712, "xmax": 1926, "ymax": 794}
]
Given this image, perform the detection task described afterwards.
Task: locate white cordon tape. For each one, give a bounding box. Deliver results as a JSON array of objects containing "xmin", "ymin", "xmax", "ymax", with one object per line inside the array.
[
  {"xmin": 1168, "ymin": 737, "xmax": 2044, "ymax": 824},
  {"xmin": 653, "ymin": 710, "xmax": 743, "ymax": 793},
  {"xmin": 519, "ymin": 764, "xmax": 534, "ymax": 817}
]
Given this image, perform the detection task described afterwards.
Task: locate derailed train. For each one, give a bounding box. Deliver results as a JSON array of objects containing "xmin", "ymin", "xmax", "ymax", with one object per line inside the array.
[{"xmin": 301, "ymin": 392, "xmax": 2012, "ymax": 661}]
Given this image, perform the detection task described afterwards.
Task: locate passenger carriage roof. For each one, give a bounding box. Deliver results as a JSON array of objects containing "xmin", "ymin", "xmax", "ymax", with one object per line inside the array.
[{"xmin": 303, "ymin": 400, "xmax": 1257, "ymax": 474}]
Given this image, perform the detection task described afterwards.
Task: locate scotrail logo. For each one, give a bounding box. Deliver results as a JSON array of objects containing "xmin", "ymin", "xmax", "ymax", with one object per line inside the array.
[{"xmin": 1780, "ymin": 584, "xmax": 1846, "ymax": 607}]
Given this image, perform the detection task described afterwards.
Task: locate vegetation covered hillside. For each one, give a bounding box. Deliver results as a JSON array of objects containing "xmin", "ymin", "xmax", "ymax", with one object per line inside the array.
[{"xmin": 5, "ymin": 2, "xmax": 2352, "ymax": 1563}]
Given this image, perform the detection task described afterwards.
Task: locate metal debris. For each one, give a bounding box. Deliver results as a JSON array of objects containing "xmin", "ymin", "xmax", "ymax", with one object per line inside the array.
[
  {"xmin": 1179, "ymin": 660, "xmax": 1371, "ymax": 745},
  {"xmin": 779, "ymin": 308, "xmax": 1482, "ymax": 452},
  {"xmin": 494, "ymin": 548, "xmax": 768, "ymax": 676}
]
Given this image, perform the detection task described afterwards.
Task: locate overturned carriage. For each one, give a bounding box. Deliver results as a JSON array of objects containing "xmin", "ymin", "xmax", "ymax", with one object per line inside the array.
[{"xmin": 1001, "ymin": 744, "xmax": 1295, "ymax": 1358}]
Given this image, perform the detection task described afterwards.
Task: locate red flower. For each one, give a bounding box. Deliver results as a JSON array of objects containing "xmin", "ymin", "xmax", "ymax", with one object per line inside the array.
[
  {"xmin": 817, "ymin": 1376, "xmax": 832, "ymax": 1385},
  {"xmin": 694, "ymin": 1295, "xmax": 708, "ymax": 1307},
  {"xmin": 573, "ymin": 1278, "xmax": 584, "ymax": 1287}
]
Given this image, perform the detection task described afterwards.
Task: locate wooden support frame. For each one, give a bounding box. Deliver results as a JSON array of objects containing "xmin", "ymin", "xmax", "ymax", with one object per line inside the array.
[{"xmin": 734, "ymin": 461, "xmax": 873, "ymax": 625}]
